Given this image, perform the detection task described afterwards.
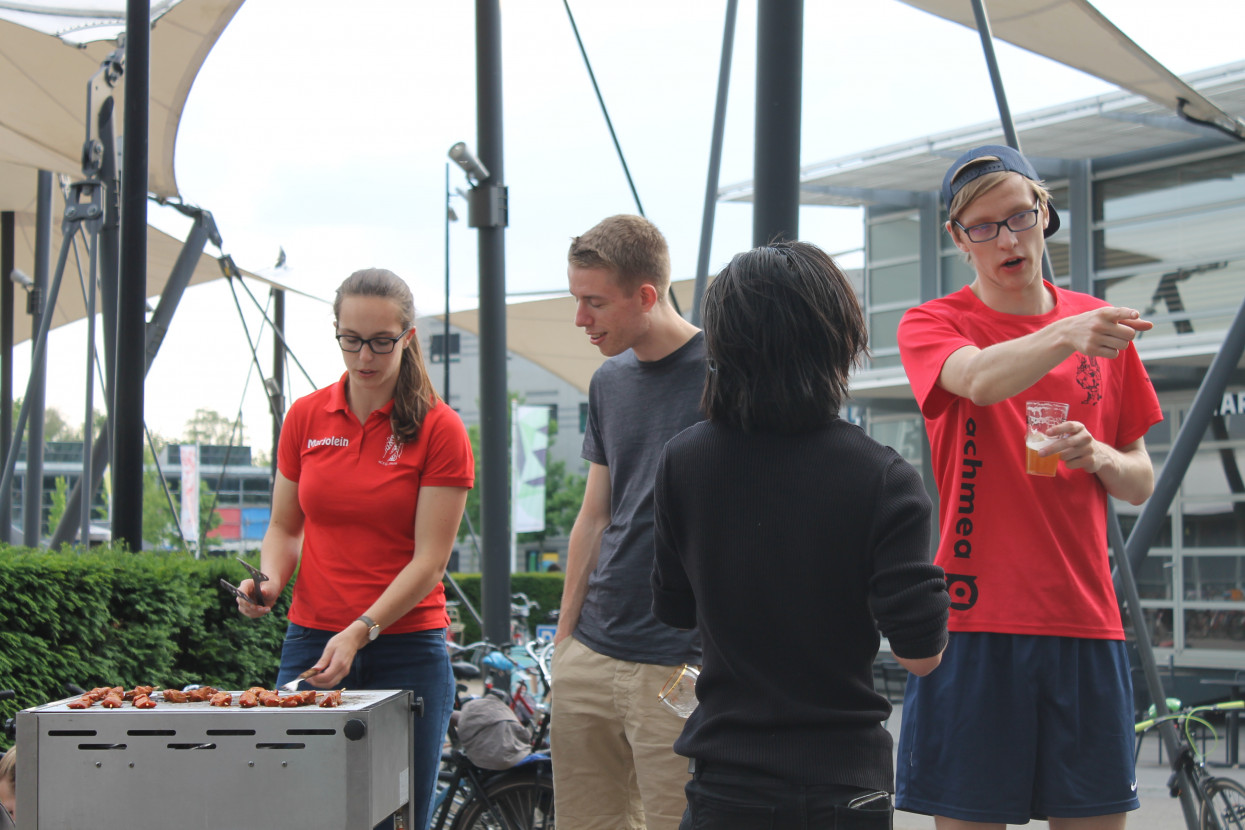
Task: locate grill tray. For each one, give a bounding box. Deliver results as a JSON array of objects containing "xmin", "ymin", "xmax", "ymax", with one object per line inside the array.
[{"xmin": 17, "ymin": 689, "xmax": 415, "ymax": 829}]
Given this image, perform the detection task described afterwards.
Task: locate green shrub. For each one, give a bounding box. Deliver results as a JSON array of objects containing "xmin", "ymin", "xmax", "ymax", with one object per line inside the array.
[
  {"xmin": 0, "ymin": 545, "xmax": 565, "ymax": 751},
  {"xmin": 0, "ymin": 544, "xmax": 289, "ymax": 748},
  {"xmin": 444, "ymin": 572, "xmax": 564, "ymax": 646}
]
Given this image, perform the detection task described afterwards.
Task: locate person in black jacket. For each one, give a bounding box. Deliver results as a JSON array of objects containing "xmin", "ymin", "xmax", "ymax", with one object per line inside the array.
[{"xmin": 651, "ymin": 240, "xmax": 950, "ymax": 829}]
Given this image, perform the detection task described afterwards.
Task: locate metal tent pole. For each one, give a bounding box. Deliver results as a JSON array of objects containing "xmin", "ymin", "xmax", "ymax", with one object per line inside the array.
[
  {"xmin": 1116, "ymin": 294, "xmax": 1245, "ymax": 582},
  {"xmin": 113, "ymin": 0, "xmax": 150, "ymax": 550},
  {"xmin": 270, "ymin": 286, "xmax": 285, "ymax": 480},
  {"xmin": 752, "ymin": 0, "xmax": 803, "ymax": 247},
  {"xmin": 967, "ymin": 0, "xmax": 1054, "ymax": 283},
  {"xmin": 691, "ymin": 0, "xmax": 738, "ymax": 326},
  {"xmin": 475, "ymin": 0, "xmax": 511, "ymax": 646},
  {"xmin": 1108, "ymin": 505, "xmax": 1200, "ymax": 828},
  {"xmin": 1, "ymin": 210, "xmax": 14, "ymax": 540},
  {"xmin": 23, "ymin": 172, "xmax": 52, "ymax": 548},
  {"xmin": 48, "ymin": 210, "xmax": 212, "ymax": 549}
]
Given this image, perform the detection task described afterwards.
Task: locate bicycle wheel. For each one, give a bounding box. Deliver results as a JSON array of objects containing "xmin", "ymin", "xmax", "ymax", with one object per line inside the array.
[
  {"xmin": 1201, "ymin": 776, "xmax": 1245, "ymax": 830},
  {"xmin": 452, "ymin": 772, "xmax": 555, "ymax": 830}
]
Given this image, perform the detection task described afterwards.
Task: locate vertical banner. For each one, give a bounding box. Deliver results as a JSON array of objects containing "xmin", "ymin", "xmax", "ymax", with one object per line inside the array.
[
  {"xmin": 180, "ymin": 444, "xmax": 200, "ymax": 546},
  {"xmin": 512, "ymin": 405, "xmax": 549, "ymax": 535}
]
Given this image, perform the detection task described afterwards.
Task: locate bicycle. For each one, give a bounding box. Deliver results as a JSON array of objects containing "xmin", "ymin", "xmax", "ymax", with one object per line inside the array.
[
  {"xmin": 1135, "ymin": 700, "xmax": 1245, "ymax": 829},
  {"xmin": 429, "ymin": 641, "xmax": 555, "ymax": 829}
]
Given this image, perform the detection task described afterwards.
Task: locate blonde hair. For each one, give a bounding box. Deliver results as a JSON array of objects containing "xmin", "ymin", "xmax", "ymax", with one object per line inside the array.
[
  {"xmin": 568, "ymin": 214, "xmax": 671, "ymax": 298},
  {"xmin": 333, "ymin": 269, "xmax": 438, "ymax": 444},
  {"xmin": 947, "ymin": 165, "xmax": 1051, "ymax": 229}
]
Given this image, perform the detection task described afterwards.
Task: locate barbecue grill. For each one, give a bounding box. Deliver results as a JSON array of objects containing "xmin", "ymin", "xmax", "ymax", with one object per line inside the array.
[{"xmin": 16, "ymin": 689, "xmax": 417, "ymax": 829}]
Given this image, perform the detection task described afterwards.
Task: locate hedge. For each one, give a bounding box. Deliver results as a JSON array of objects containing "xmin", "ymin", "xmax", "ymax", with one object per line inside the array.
[{"xmin": 0, "ymin": 544, "xmax": 563, "ymax": 750}]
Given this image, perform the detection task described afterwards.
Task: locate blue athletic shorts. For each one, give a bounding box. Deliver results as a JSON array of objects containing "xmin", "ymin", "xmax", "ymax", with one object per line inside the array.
[{"xmin": 895, "ymin": 632, "xmax": 1140, "ymax": 824}]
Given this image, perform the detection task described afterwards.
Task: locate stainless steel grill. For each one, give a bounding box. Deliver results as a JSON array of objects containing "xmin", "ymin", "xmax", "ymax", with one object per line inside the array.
[{"xmin": 16, "ymin": 689, "xmax": 416, "ymax": 829}]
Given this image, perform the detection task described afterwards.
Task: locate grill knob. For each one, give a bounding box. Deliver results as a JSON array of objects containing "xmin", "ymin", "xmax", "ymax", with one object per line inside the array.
[{"xmin": 344, "ymin": 718, "xmax": 367, "ymax": 741}]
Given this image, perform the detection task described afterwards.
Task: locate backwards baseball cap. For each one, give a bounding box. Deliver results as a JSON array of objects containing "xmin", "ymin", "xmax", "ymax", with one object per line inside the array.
[{"xmin": 941, "ymin": 144, "xmax": 1060, "ymax": 238}]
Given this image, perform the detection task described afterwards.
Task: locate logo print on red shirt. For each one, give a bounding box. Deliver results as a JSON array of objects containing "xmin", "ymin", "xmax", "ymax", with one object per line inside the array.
[{"xmin": 380, "ymin": 434, "xmax": 404, "ymax": 466}]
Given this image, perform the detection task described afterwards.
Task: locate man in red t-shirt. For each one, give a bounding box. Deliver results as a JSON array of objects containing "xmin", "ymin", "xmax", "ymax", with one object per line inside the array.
[{"xmin": 895, "ymin": 145, "xmax": 1162, "ymax": 829}]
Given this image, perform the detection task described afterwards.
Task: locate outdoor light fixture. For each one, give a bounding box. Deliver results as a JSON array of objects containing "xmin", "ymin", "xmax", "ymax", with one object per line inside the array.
[
  {"xmin": 9, "ymin": 267, "xmax": 33, "ymax": 289},
  {"xmin": 448, "ymin": 142, "xmax": 490, "ymax": 184}
]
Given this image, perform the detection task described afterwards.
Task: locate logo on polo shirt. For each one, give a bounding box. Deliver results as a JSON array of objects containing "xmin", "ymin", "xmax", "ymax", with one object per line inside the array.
[
  {"xmin": 307, "ymin": 435, "xmax": 349, "ymax": 449},
  {"xmin": 380, "ymin": 434, "xmax": 404, "ymax": 466}
]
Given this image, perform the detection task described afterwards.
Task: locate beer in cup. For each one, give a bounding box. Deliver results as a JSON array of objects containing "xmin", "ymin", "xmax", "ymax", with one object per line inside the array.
[{"xmin": 1025, "ymin": 400, "xmax": 1069, "ymax": 477}]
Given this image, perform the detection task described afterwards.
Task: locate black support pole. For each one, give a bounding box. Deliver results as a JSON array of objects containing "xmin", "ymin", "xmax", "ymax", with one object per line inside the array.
[
  {"xmin": 692, "ymin": 0, "xmax": 738, "ymax": 325},
  {"xmin": 444, "ymin": 162, "xmax": 452, "ymax": 406},
  {"xmin": 475, "ymin": 0, "xmax": 511, "ymax": 646},
  {"xmin": 271, "ymin": 287, "xmax": 285, "ymax": 480},
  {"xmin": 752, "ymin": 0, "xmax": 803, "ymax": 247},
  {"xmin": 24, "ymin": 171, "xmax": 52, "ymax": 548},
  {"xmin": 0, "ymin": 210, "xmax": 13, "ymax": 541},
  {"xmin": 113, "ymin": 0, "xmax": 150, "ymax": 550}
]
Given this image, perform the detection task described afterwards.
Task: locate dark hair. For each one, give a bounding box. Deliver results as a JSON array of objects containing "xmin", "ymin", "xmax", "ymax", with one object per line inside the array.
[
  {"xmin": 567, "ymin": 214, "xmax": 671, "ymax": 298},
  {"xmin": 333, "ymin": 268, "xmax": 438, "ymax": 443},
  {"xmin": 702, "ymin": 241, "xmax": 867, "ymax": 434}
]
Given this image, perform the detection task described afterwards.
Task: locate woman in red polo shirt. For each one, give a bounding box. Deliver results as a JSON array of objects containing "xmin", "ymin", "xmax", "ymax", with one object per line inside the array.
[{"xmin": 237, "ymin": 267, "xmax": 473, "ymax": 829}]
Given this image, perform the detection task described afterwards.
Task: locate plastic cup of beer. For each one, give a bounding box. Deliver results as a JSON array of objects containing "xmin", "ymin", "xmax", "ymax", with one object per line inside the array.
[
  {"xmin": 658, "ymin": 664, "xmax": 700, "ymax": 718},
  {"xmin": 1025, "ymin": 400, "xmax": 1069, "ymax": 477}
]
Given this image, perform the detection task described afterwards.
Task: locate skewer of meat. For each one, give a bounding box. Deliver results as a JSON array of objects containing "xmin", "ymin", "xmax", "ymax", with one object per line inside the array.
[
  {"xmin": 238, "ymin": 690, "xmax": 259, "ymax": 708},
  {"xmin": 209, "ymin": 691, "xmax": 232, "ymax": 707},
  {"xmin": 258, "ymin": 690, "xmax": 282, "ymax": 707},
  {"xmin": 318, "ymin": 689, "xmax": 343, "ymax": 708},
  {"xmin": 100, "ymin": 694, "xmax": 124, "ymax": 709},
  {"xmin": 124, "ymin": 686, "xmax": 156, "ymax": 701},
  {"xmin": 132, "ymin": 693, "xmax": 157, "ymax": 709},
  {"xmin": 184, "ymin": 686, "xmax": 218, "ymax": 703},
  {"xmin": 161, "ymin": 689, "xmax": 189, "ymax": 703},
  {"xmin": 66, "ymin": 696, "xmax": 95, "ymax": 709}
]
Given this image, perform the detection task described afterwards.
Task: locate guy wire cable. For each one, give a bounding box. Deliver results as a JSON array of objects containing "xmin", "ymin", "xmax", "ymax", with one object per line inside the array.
[{"xmin": 561, "ymin": 0, "xmax": 683, "ymax": 317}]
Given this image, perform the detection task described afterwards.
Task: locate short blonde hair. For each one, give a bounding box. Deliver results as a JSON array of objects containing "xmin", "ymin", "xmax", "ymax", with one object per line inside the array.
[
  {"xmin": 568, "ymin": 215, "xmax": 671, "ymax": 298},
  {"xmin": 947, "ymin": 165, "xmax": 1051, "ymax": 228}
]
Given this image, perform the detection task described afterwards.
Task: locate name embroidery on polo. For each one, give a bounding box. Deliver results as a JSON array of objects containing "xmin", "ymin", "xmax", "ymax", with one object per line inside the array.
[
  {"xmin": 380, "ymin": 435, "xmax": 404, "ymax": 466},
  {"xmin": 307, "ymin": 436, "xmax": 349, "ymax": 449}
]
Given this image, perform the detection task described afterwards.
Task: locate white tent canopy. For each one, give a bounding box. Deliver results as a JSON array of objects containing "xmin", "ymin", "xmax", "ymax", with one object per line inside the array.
[
  {"xmin": 900, "ymin": 0, "xmax": 1245, "ymax": 140},
  {"xmin": 0, "ymin": 0, "xmax": 244, "ymax": 199},
  {"xmin": 0, "ymin": 0, "xmax": 304, "ymax": 344}
]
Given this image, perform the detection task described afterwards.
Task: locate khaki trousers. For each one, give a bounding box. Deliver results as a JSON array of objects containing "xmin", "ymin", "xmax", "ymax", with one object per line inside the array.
[{"xmin": 551, "ymin": 636, "xmax": 690, "ymax": 829}]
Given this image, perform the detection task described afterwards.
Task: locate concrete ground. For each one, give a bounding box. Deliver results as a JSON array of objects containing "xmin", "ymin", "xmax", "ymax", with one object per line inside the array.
[{"xmin": 886, "ymin": 702, "xmax": 1221, "ymax": 829}]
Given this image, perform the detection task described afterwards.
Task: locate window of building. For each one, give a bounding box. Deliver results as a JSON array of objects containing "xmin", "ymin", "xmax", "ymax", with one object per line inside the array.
[
  {"xmin": 579, "ymin": 402, "xmax": 589, "ymax": 434},
  {"xmin": 429, "ymin": 333, "xmax": 461, "ymax": 364},
  {"xmin": 1092, "ymin": 149, "xmax": 1245, "ymax": 341}
]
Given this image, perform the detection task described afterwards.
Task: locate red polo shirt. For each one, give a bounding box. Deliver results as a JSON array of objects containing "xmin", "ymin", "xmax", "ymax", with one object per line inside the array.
[{"xmin": 278, "ymin": 374, "xmax": 474, "ymax": 633}]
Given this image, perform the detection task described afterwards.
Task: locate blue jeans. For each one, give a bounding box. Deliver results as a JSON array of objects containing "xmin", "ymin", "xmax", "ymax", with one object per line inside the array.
[
  {"xmin": 680, "ymin": 761, "xmax": 891, "ymax": 829},
  {"xmin": 277, "ymin": 623, "xmax": 454, "ymax": 830}
]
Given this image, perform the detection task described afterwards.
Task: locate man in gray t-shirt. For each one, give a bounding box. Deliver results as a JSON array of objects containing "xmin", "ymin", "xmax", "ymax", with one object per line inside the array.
[{"xmin": 552, "ymin": 215, "xmax": 704, "ymax": 830}]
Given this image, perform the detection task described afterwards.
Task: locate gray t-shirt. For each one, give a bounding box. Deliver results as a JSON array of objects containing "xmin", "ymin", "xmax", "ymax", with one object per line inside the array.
[{"xmin": 576, "ymin": 331, "xmax": 705, "ymax": 665}]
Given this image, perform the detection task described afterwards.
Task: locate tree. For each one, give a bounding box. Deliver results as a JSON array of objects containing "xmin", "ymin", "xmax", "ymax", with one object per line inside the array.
[
  {"xmin": 7, "ymin": 400, "xmax": 78, "ymax": 442},
  {"xmin": 141, "ymin": 445, "xmax": 221, "ymax": 550},
  {"xmin": 459, "ymin": 410, "xmax": 588, "ymax": 550},
  {"xmin": 184, "ymin": 408, "xmax": 244, "ymax": 447}
]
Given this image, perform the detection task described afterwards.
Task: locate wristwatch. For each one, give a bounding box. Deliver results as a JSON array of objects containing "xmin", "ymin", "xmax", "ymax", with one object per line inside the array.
[{"xmin": 356, "ymin": 615, "xmax": 381, "ymax": 642}]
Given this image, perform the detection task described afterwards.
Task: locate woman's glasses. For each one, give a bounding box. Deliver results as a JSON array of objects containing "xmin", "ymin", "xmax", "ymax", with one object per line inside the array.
[{"xmin": 335, "ymin": 332, "xmax": 409, "ymax": 354}]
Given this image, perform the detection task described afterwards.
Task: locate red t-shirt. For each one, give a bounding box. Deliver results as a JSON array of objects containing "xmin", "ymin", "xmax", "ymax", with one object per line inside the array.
[
  {"xmin": 898, "ymin": 283, "xmax": 1162, "ymax": 639},
  {"xmin": 278, "ymin": 374, "xmax": 474, "ymax": 633}
]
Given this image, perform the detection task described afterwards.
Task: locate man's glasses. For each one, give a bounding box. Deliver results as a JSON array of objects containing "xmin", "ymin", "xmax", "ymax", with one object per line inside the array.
[
  {"xmin": 335, "ymin": 332, "xmax": 409, "ymax": 354},
  {"xmin": 954, "ymin": 206, "xmax": 1041, "ymax": 243}
]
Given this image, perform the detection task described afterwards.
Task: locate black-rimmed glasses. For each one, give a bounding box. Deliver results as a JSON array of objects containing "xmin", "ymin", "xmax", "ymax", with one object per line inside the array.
[
  {"xmin": 954, "ymin": 206, "xmax": 1041, "ymax": 243},
  {"xmin": 336, "ymin": 331, "xmax": 409, "ymax": 354}
]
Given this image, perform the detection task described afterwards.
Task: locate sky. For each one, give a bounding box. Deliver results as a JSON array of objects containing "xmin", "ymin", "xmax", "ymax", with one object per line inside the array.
[{"xmin": 9, "ymin": 0, "xmax": 1245, "ymax": 454}]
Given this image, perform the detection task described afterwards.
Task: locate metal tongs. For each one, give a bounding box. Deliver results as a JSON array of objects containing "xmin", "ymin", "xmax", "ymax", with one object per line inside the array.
[
  {"xmin": 281, "ymin": 667, "xmax": 324, "ymax": 692},
  {"xmin": 218, "ymin": 557, "xmax": 269, "ymax": 607}
]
